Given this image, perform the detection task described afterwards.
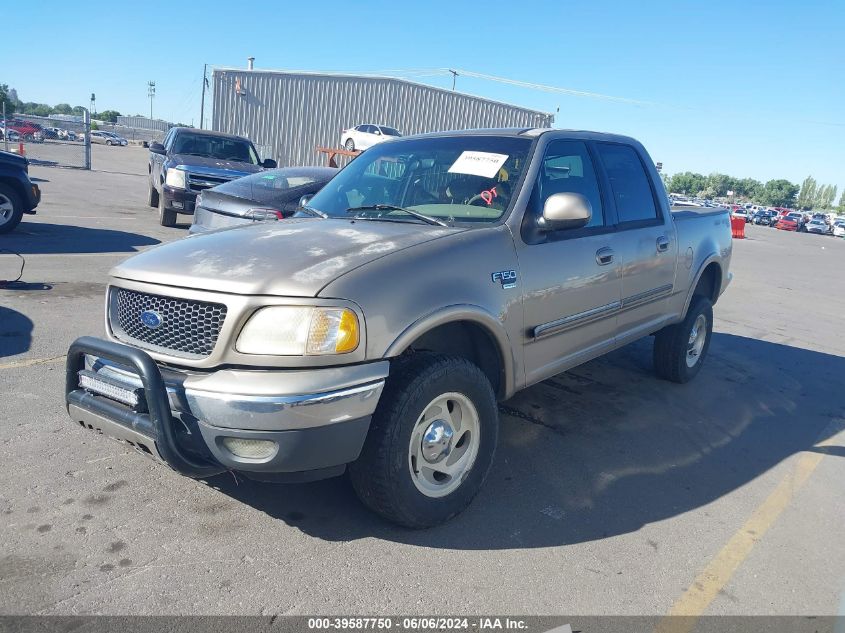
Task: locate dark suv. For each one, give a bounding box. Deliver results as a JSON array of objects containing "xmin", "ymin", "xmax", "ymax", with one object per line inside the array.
[
  {"xmin": 147, "ymin": 128, "xmax": 276, "ymax": 227},
  {"xmin": 0, "ymin": 150, "xmax": 41, "ymax": 234}
]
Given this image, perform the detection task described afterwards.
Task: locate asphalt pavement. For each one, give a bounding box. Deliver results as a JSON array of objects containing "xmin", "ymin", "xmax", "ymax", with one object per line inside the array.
[{"xmin": 1, "ymin": 149, "xmax": 843, "ymax": 617}]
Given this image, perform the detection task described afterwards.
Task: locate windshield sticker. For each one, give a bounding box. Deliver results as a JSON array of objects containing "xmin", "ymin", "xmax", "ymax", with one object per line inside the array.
[{"xmin": 448, "ymin": 151, "xmax": 509, "ymax": 179}]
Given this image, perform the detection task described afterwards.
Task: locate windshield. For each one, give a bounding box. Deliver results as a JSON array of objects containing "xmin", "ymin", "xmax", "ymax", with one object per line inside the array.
[
  {"xmin": 306, "ymin": 135, "xmax": 533, "ymax": 224},
  {"xmin": 212, "ymin": 169, "xmax": 328, "ymax": 203},
  {"xmin": 173, "ymin": 133, "xmax": 259, "ymax": 165}
]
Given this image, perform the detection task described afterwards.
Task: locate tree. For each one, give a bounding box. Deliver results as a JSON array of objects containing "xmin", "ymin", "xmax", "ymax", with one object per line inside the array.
[
  {"xmin": 0, "ymin": 83, "xmax": 15, "ymax": 116},
  {"xmin": 96, "ymin": 110, "xmax": 121, "ymax": 123},
  {"xmin": 705, "ymin": 173, "xmax": 737, "ymax": 198},
  {"xmin": 819, "ymin": 184, "xmax": 837, "ymax": 209},
  {"xmin": 755, "ymin": 179, "xmax": 799, "ymax": 207},
  {"xmin": 797, "ymin": 175, "xmax": 817, "ymax": 210},
  {"xmin": 71, "ymin": 105, "xmax": 85, "ymax": 115},
  {"xmin": 734, "ymin": 178, "xmax": 762, "ymax": 199},
  {"xmin": 668, "ymin": 172, "xmax": 707, "ymax": 195},
  {"xmin": 812, "ymin": 183, "xmax": 826, "ymax": 209},
  {"xmin": 838, "ymin": 190, "xmax": 845, "ymax": 212},
  {"xmin": 52, "ymin": 103, "xmax": 73, "ymax": 115}
]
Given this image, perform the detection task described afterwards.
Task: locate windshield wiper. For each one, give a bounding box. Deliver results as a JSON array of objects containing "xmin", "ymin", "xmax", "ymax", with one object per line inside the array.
[
  {"xmin": 299, "ymin": 205, "xmax": 328, "ymax": 218},
  {"xmin": 346, "ymin": 204, "xmax": 449, "ymax": 227}
]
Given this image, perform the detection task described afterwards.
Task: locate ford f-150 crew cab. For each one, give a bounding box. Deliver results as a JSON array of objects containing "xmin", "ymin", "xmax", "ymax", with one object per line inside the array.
[{"xmin": 67, "ymin": 129, "xmax": 732, "ymax": 527}]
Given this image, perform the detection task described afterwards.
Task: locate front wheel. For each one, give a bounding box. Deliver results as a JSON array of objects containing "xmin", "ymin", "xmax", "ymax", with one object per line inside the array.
[
  {"xmin": 653, "ymin": 296, "xmax": 713, "ymax": 383},
  {"xmin": 0, "ymin": 184, "xmax": 24, "ymax": 234},
  {"xmin": 349, "ymin": 354, "xmax": 499, "ymax": 528},
  {"xmin": 147, "ymin": 181, "xmax": 159, "ymax": 208},
  {"xmin": 158, "ymin": 193, "xmax": 177, "ymax": 227},
  {"xmin": 344, "ymin": 138, "xmax": 355, "ymax": 152}
]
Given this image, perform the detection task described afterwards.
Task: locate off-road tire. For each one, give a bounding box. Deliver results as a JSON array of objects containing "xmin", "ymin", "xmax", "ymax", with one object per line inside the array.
[
  {"xmin": 349, "ymin": 353, "xmax": 499, "ymax": 528},
  {"xmin": 653, "ymin": 296, "xmax": 713, "ymax": 383},
  {"xmin": 0, "ymin": 184, "xmax": 24, "ymax": 234},
  {"xmin": 158, "ymin": 193, "xmax": 177, "ymax": 227}
]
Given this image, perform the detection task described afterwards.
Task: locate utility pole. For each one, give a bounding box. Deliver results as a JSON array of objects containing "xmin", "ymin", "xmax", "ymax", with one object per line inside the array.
[
  {"xmin": 448, "ymin": 69, "xmax": 459, "ymax": 91},
  {"xmin": 2, "ymin": 102, "xmax": 8, "ymax": 153},
  {"xmin": 199, "ymin": 64, "xmax": 208, "ymax": 130},
  {"xmin": 147, "ymin": 81, "xmax": 156, "ymax": 120}
]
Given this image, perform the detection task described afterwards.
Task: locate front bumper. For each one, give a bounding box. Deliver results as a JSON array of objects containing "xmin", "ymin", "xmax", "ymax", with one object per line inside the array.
[
  {"xmin": 25, "ymin": 182, "xmax": 40, "ymax": 214},
  {"xmin": 66, "ymin": 337, "xmax": 387, "ymax": 481},
  {"xmin": 161, "ymin": 185, "xmax": 197, "ymax": 214}
]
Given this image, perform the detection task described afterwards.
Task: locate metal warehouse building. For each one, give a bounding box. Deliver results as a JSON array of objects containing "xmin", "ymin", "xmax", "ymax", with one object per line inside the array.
[{"xmin": 211, "ymin": 68, "xmax": 554, "ymax": 167}]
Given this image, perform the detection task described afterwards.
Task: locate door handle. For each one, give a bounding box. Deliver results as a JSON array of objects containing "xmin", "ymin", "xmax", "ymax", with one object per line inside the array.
[
  {"xmin": 656, "ymin": 236, "xmax": 670, "ymax": 252},
  {"xmin": 596, "ymin": 247, "xmax": 615, "ymax": 266}
]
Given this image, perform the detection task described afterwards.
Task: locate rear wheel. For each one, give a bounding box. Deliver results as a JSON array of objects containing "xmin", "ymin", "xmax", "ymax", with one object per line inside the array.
[
  {"xmin": 344, "ymin": 138, "xmax": 355, "ymax": 152},
  {"xmin": 0, "ymin": 184, "xmax": 24, "ymax": 234},
  {"xmin": 653, "ymin": 296, "xmax": 713, "ymax": 383},
  {"xmin": 349, "ymin": 353, "xmax": 498, "ymax": 528},
  {"xmin": 158, "ymin": 192, "xmax": 177, "ymax": 227}
]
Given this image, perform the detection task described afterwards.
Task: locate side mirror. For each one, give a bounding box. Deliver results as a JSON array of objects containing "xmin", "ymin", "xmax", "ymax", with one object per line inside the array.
[
  {"xmin": 149, "ymin": 142, "xmax": 166, "ymax": 155},
  {"xmin": 539, "ymin": 192, "xmax": 592, "ymax": 231},
  {"xmin": 299, "ymin": 194, "xmax": 314, "ymax": 208},
  {"xmin": 262, "ymin": 158, "xmax": 277, "ymax": 169}
]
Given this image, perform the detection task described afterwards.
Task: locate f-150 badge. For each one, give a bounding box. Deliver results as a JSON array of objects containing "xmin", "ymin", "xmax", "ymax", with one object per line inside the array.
[{"xmin": 492, "ymin": 270, "xmax": 517, "ymax": 289}]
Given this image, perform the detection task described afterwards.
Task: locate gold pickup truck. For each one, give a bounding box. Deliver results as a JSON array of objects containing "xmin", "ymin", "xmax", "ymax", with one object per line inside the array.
[{"xmin": 66, "ymin": 128, "xmax": 732, "ymax": 527}]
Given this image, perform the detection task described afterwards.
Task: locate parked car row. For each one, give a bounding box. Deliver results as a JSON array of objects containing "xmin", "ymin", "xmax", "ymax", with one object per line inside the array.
[
  {"xmin": 42, "ymin": 127, "xmax": 81, "ymax": 141},
  {"xmin": 90, "ymin": 130, "xmax": 128, "ymax": 146},
  {"xmin": 768, "ymin": 210, "xmax": 845, "ymax": 236}
]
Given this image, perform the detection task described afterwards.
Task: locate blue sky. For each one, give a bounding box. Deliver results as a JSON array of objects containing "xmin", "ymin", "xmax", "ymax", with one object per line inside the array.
[{"xmin": 4, "ymin": 0, "xmax": 843, "ymax": 191}]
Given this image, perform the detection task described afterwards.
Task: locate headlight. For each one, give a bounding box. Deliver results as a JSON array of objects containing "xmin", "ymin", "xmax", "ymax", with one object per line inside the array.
[
  {"xmin": 165, "ymin": 168, "xmax": 187, "ymax": 189},
  {"xmin": 236, "ymin": 306, "xmax": 359, "ymax": 356}
]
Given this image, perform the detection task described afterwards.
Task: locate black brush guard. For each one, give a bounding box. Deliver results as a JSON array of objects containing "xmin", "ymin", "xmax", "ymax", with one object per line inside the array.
[{"xmin": 65, "ymin": 336, "xmax": 223, "ymax": 478}]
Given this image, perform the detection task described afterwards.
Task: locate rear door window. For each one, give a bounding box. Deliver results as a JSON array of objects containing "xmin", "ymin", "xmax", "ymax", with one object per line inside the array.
[{"xmin": 595, "ymin": 143, "xmax": 661, "ymax": 225}]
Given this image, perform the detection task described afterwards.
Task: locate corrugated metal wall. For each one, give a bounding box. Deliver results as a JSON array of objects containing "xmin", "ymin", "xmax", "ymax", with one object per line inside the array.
[
  {"xmin": 212, "ymin": 70, "xmax": 553, "ymax": 167},
  {"xmin": 116, "ymin": 116, "xmax": 171, "ymax": 132}
]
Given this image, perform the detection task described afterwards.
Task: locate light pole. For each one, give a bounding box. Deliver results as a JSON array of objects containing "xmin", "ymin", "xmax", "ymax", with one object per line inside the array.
[{"xmin": 147, "ymin": 81, "xmax": 156, "ymax": 120}]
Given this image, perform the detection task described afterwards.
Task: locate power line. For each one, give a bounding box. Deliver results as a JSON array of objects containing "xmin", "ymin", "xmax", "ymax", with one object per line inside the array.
[{"xmin": 452, "ymin": 69, "xmax": 657, "ymax": 106}]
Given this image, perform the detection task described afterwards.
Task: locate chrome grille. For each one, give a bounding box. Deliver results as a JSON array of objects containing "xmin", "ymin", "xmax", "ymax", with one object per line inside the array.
[
  {"xmin": 111, "ymin": 288, "xmax": 227, "ymax": 358},
  {"xmin": 187, "ymin": 173, "xmax": 232, "ymax": 192}
]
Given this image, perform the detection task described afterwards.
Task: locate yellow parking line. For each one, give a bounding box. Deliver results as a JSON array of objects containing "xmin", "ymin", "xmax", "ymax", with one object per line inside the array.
[
  {"xmin": 656, "ymin": 419, "xmax": 843, "ymax": 633},
  {"xmin": 0, "ymin": 355, "xmax": 65, "ymax": 370}
]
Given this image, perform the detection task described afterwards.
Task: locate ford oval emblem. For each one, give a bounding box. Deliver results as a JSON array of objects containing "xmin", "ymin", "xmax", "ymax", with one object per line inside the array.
[{"xmin": 140, "ymin": 310, "xmax": 163, "ymax": 329}]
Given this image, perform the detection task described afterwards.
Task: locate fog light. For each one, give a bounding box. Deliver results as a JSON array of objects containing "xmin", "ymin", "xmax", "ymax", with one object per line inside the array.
[
  {"xmin": 221, "ymin": 437, "xmax": 277, "ymax": 459},
  {"xmin": 172, "ymin": 200, "xmax": 184, "ymax": 209}
]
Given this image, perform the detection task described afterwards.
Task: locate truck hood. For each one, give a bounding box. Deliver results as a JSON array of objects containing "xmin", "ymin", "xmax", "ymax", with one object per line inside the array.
[
  {"xmin": 111, "ymin": 218, "xmax": 462, "ymax": 297},
  {"xmin": 170, "ymin": 154, "xmax": 264, "ymax": 176}
]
